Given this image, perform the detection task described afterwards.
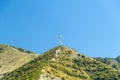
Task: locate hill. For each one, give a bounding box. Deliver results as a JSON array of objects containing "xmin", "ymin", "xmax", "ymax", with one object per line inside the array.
[
  {"xmin": 0, "ymin": 44, "xmax": 37, "ymax": 78},
  {"xmin": 1, "ymin": 46, "xmax": 120, "ymax": 80},
  {"xmin": 95, "ymin": 56, "xmax": 120, "ymax": 70}
]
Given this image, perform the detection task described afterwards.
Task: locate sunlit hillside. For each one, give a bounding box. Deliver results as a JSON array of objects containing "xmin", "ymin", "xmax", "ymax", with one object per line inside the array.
[
  {"xmin": 1, "ymin": 46, "xmax": 120, "ymax": 80},
  {"xmin": 0, "ymin": 44, "xmax": 37, "ymax": 78}
]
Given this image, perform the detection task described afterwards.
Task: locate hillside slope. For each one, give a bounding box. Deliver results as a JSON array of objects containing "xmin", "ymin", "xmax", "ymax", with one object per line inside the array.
[
  {"xmin": 1, "ymin": 46, "xmax": 120, "ymax": 80},
  {"xmin": 95, "ymin": 56, "xmax": 120, "ymax": 70},
  {"xmin": 0, "ymin": 44, "xmax": 37, "ymax": 77}
]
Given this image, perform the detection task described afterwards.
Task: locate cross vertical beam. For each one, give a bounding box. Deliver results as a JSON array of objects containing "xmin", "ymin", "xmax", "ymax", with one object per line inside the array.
[{"xmin": 58, "ymin": 36, "xmax": 63, "ymax": 45}]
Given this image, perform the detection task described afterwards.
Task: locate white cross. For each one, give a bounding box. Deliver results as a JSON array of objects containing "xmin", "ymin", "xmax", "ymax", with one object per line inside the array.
[{"xmin": 58, "ymin": 36, "xmax": 63, "ymax": 45}]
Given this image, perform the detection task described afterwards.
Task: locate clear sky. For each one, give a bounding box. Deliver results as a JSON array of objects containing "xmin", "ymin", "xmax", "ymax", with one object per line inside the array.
[{"xmin": 0, "ymin": 0, "xmax": 120, "ymax": 58}]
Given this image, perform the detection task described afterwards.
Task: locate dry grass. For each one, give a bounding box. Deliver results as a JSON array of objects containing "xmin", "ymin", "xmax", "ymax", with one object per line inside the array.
[{"xmin": 0, "ymin": 45, "xmax": 37, "ymax": 74}]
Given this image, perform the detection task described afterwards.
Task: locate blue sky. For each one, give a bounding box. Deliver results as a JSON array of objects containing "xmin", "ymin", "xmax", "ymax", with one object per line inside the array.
[{"xmin": 0, "ymin": 0, "xmax": 120, "ymax": 57}]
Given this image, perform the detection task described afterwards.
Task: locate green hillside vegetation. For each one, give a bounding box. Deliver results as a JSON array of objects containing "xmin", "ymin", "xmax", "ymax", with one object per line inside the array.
[
  {"xmin": 1, "ymin": 46, "xmax": 120, "ymax": 80},
  {"xmin": 0, "ymin": 44, "xmax": 37, "ymax": 78},
  {"xmin": 11, "ymin": 46, "xmax": 35, "ymax": 54},
  {"xmin": 95, "ymin": 56, "xmax": 120, "ymax": 70}
]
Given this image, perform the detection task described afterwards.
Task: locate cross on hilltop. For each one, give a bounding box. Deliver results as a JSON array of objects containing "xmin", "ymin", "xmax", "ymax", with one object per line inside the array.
[{"xmin": 58, "ymin": 36, "xmax": 63, "ymax": 45}]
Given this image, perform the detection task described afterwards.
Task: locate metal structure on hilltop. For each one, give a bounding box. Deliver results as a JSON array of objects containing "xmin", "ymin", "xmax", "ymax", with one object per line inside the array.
[{"xmin": 58, "ymin": 36, "xmax": 63, "ymax": 46}]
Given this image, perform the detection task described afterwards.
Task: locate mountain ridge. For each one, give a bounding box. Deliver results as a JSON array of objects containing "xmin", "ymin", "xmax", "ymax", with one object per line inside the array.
[
  {"xmin": 0, "ymin": 44, "xmax": 37, "ymax": 78},
  {"xmin": 1, "ymin": 45, "xmax": 120, "ymax": 80}
]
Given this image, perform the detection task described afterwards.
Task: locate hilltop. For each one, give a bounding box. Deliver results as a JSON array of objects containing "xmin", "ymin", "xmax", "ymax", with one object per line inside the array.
[
  {"xmin": 1, "ymin": 46, "xmax": 120, "ymax": 80},
  {"xmin": 0, "ymin": 44, "xmax": 37, "ymax": 78}
]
